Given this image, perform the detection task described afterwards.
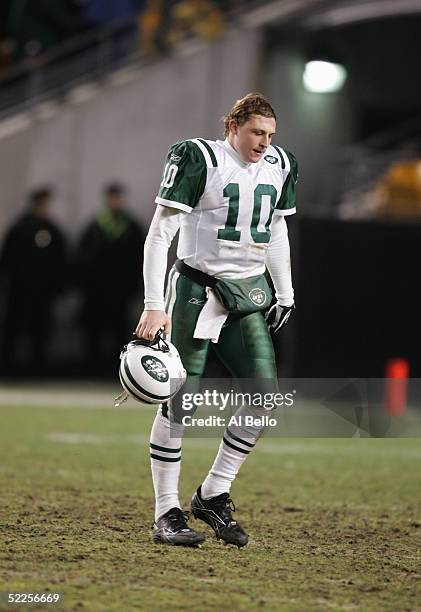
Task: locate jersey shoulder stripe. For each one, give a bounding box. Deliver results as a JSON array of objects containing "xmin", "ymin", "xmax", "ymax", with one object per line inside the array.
[
  {"xmin": 274, "ymin": 146, "xmax": 298, "ymax": 215},
  {"xmin": 271, "ymin": 145, "xmax": 289, "ymax": 172},
  {"xmin": 189, "ymin": 138, "xmax": 218, "ymax": 168},
  {"xmin": 197, "ymin": 139, "xmax": 218, "ymax": 167},
  {"xmin": 283, "ymin": 149, "xmax": 298, "ymax": 183},
  {"xmin": 270, "ymin": 145, "xmax": 298, "ymax": 184}
]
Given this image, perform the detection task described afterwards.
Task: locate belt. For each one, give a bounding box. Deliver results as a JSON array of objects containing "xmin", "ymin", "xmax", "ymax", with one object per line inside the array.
[{"xmin": 175, "ymin": 259, "xmax": 217, "ymax": 289}]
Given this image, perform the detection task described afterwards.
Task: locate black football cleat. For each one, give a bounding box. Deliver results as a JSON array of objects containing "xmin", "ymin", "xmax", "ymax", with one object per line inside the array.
[
  {"xmin": 191, "ymin": 487, "xmax": 249, "ymax": 548},
  {"xmin": 152, "ymin": 507, "xmax": 206, "ymax": 546}
]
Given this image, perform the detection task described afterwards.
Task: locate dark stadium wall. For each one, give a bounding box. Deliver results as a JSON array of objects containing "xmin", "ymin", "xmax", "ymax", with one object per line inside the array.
[{"xmin": 295, "ymin": 217, "xmax": 421, "ymax": 378}]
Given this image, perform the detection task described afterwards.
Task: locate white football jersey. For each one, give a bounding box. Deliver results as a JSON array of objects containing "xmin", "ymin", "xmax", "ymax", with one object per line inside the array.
[{"xmin": 155, "ymin": 138, "xmax": 297, "ymax": 278}]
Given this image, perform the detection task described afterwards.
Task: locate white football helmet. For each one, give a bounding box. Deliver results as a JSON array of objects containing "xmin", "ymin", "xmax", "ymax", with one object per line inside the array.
[{"xmin": 118, "ymin": 332, "xmax": 186, "ymax": 404}]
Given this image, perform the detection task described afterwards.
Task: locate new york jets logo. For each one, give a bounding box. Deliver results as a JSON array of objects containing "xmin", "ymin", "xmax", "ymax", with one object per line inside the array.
[
  {"xmin": 141, "ymin": 356, "xmax": 169, "ymax": 382},
  {"xmin": 264, "ymin": 155, "xmax": 278, "ymax": 164},
  {"xmin": 249, "ymin": 288, "xmax": 267, "ymax": 306}
]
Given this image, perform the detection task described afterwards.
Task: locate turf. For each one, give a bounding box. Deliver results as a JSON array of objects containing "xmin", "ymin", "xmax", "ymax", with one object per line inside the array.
[{"xmin": 0, "ymin": 389, "xmax": 420, "ymax": 612}]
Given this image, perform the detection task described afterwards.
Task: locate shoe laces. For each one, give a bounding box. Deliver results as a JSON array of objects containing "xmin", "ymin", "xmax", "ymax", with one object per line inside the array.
[
  {"xmin": 214, "ymin": 495, "xmax": 236, "ymax": 524},
  {"xmin": 167, "ymin": 508, "xmax": 190, "ymax": 530}
]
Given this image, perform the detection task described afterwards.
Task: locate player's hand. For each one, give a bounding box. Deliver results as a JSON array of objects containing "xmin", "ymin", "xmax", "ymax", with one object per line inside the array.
[
  {"xmin": 265, "ymin": 303, "xmax": 295, "ymax": 333},
  {"xmin": 135, "ymin": 310, "xmax": 171, "ymax": 340}
]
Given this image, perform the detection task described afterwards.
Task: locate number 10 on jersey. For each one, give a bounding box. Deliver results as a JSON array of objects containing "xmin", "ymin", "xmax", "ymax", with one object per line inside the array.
[
  {"xmin": 218, "ymin": 182, "xmax": 277, "ymax": 244},
  {"xmin": 161, "ymin": 163, "xmax": 178, "ymax": 189}
]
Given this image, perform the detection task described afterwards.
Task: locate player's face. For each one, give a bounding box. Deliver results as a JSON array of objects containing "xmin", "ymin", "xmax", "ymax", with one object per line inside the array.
[{"xmin": 229, "ymin": 115, "xmax": 276, "ymax": 163}]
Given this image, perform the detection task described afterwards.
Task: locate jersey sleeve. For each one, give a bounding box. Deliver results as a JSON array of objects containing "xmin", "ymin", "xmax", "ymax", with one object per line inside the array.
[
  {"xmin": 275, "ymin": 150, "xmax": 298, "ymax": 216},
  {"xmin": 155, "ymin": 140, "xmax": 207, "ymax": 213}
]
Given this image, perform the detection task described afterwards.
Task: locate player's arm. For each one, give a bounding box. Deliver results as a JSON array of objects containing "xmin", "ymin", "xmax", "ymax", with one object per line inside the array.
[
  {"xmin": 265, "ymin": 150, "xmax": 298, "ymax": 332},
  {"xmin": 265, "ymin": 215, "xmax": 295, "ymax": 332},
  {"xmin": 266, "ymin": 215, "xmax": 294, "ymax": 306},
  {"xmin": 135, "ymin": 205, "xmax": 181, "ymax": 340},
  {"xmin": 136, "ymin": 140, "xmax": 206, "ymax": 340}
]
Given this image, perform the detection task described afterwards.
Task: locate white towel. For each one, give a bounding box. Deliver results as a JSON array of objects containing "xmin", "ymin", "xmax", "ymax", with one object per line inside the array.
[{"xmin": 193, "ymin": 287, "xmax": 228, "ymax": 343}]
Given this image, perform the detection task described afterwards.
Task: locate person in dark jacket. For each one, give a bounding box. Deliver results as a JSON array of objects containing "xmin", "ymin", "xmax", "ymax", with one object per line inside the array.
[
  {"xmin": 0, "ymin": 186, "xmax": 67, "ymax": 375},
  {"xmin": 76, "ymin": 182, "xmax": 146, "ymax": 373}
]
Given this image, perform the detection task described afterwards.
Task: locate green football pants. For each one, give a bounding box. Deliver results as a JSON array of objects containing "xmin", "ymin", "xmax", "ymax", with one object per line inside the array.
[{"xmin": 163, "ymin": 266, "xmax": 277, "ymax": 421}]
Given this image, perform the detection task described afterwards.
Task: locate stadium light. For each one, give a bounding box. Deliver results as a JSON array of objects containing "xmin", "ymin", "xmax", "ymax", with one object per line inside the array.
[{"xmin": 303, "ymin": 60, "xmax": 347, "ymax": 93}]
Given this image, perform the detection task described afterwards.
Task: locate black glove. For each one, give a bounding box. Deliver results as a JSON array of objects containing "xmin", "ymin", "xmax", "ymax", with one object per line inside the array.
[{"xmin": 265, "ymin": 303, "xmax": 295, "ymax": 333}]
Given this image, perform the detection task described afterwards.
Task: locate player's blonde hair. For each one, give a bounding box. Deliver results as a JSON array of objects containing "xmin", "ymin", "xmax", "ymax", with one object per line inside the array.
[{"xmin": 223, "ymin": 92, "xmax": 276, "ymax": 137}]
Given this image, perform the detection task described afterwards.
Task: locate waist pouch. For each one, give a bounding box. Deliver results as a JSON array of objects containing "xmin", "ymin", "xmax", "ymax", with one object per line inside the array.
[{"xmin": 175, "ymin": 259, "xmax": 272, "ymax": 315}]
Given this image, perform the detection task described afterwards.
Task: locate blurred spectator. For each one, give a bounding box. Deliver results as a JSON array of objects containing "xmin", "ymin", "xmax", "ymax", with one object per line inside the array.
[
  {"xmin": 169, "ymin": 0, "xmax": 224, "ymax": 45},
  {"xmin": 0, "ymin": 187, "xmax": 67, "ymax": 375},
  {"xmin": 138, "ymin": 0, "xmax": 171, "ymax": 56},
  {"xmin": 75, "ymin": 182, "xmax": 146, "ymax": 374},
  {"xmin": 0, "ymin": 0, "xmax": 229, "ymax": 73},
  {"xmin": 372, "ymin": 159, "xmax": 421, "ymax": 218}
]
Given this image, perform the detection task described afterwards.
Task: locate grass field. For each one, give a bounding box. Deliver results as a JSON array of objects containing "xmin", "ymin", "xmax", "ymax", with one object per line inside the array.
[{"xmin": 0, "ymin": 386, "xmax": 420, "ymax": 612}]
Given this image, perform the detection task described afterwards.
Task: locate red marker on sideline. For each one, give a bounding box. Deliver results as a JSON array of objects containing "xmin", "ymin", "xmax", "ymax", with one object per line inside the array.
[{"xmin": 385, "ymin": 358, "xmax": 409, "ymax": 416}]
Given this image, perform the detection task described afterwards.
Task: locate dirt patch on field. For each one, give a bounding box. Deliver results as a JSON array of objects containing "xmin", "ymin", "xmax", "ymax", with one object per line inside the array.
[{"xmin": 1, "ymin": 491, "xmax": 420, "ymax": 611}]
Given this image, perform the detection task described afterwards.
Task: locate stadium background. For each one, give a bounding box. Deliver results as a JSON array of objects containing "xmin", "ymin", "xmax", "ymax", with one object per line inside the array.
[
  {"xmin": 1, "ymin": 0, "xmax": 421, "ymax": 378},
  {"xmin": 0, "ymin": 1, "xmax": 420, "ymax": 611}
]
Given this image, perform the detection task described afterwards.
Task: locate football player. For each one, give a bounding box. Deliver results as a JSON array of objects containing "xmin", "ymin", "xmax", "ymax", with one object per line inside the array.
[{"xmin": 136, "ymin": 92, "xmax": 297, "ymax": 547}]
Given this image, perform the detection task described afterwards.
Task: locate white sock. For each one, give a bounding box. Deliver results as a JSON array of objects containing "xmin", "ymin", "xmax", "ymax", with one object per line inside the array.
[
  {"xmin": 149, "ymin": 406, "xmax": 185, "ymax": 521},
  {"xmin": 201, "ymin": 404, "xmax": 266, "ymax": 499}
]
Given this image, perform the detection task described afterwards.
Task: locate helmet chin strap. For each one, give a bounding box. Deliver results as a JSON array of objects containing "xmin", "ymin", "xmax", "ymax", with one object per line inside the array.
[
  {"xmin": 114, "ymin": 389, "xmax": 129, "ymax": 408},
  {"xmin": 127, "ymin": 329, "xmax": 170, "ymax": 353}
]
